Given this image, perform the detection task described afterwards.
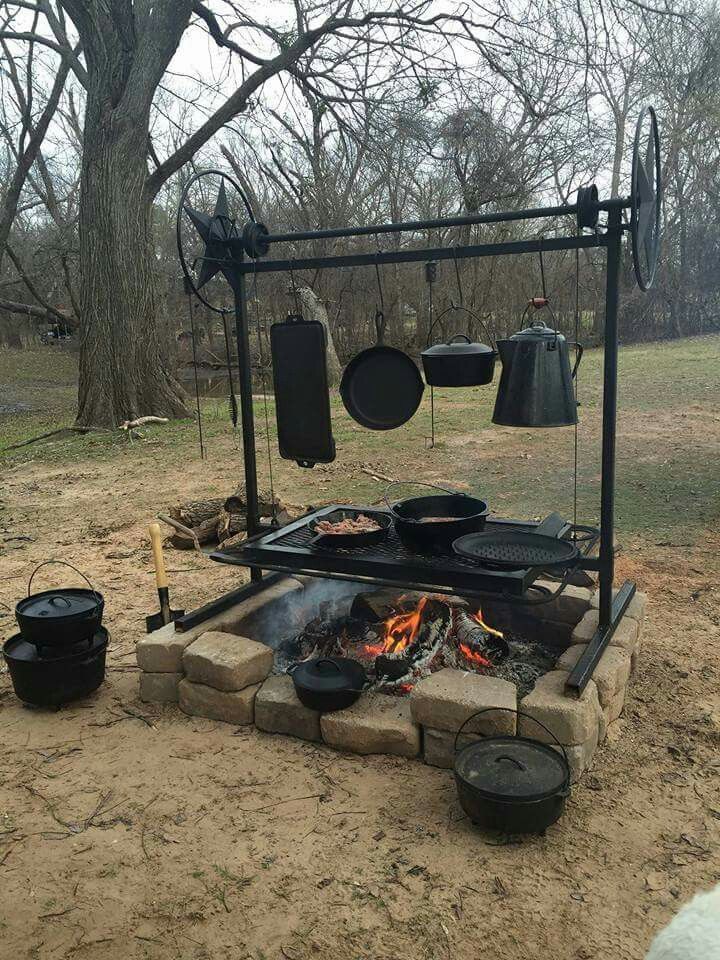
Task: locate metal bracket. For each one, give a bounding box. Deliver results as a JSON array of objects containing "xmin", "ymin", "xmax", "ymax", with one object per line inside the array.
[{"xmin": 565, "ymin": 580, "xmax": 636, "ymax": 696}]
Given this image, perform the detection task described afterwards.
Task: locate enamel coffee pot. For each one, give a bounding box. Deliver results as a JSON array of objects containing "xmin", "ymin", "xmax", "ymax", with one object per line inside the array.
[{"xmin": 492, "ymin": 303, "xmax": 583, "ymax": 427}]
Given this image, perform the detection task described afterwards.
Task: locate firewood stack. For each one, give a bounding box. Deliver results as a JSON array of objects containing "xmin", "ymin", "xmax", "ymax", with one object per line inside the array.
[{"xmin": 165, "ymin": 486, "xmax": 297, "ymax": 550}]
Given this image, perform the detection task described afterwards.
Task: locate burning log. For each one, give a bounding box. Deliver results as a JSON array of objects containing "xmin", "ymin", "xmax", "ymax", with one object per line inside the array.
[
  {"xmin": 350, "ymin": 590, "xmax": 468, "ymax": 623},
  {"xmin": 455, "ymin": 610, "xmax": 509, "ymax": 665}
]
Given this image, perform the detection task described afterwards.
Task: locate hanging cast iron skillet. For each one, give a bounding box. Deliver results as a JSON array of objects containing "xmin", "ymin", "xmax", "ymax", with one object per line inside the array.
[
  {"xmin": 454, "ymin": 708, "xmax": 570, "ymax": 833},
  {"xmin": 15, "ymin": 561, "xmax": 104, "ymax": 647},
  {"xmin": 340, "ymin": 311, "xmax": 424, "ymax": 430},
  {"xmin": 3, "ymin": 627, "xmax": 109, "ymax": 707},
  {"xmin": 385, "ymin": 481, "xmax": 489, "ymax": 549},
  {"xmin": 288, "ymin": 656, "xmax": 367, "ymax": 712},
  {"xmin": 308, "ymin": 509, "xmax": 392, "ymax": 549}
]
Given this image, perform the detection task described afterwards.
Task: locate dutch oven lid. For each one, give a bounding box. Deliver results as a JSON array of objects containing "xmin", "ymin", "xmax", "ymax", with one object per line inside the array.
[
  {"xmin": 291, "ymin": 657, "xmax": 366, "ymax": 692},
  {"xmin": 16, "ymin": 588, "xmax": 100, "ymax": 621},
  {"xmin": 455, "ymin": 735, "xmax": 568, "ymax": 802},
  {"xmin": 422, "ymin": 334, "xmax": 494, "ymax": 357},
  {"xmin": 510, "ymin": 320, "xmax": 566, "ymax": 343}
]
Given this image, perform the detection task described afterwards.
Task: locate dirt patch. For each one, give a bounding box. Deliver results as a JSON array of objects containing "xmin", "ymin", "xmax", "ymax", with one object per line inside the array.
[{"xmin": 1, "ymin": 451, "xmax": 719, "ymax": 960}]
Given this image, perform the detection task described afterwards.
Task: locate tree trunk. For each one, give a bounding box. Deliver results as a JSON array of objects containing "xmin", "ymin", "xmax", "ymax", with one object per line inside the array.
[
  {"xmin": 297, "ymin": 286, "xmax": 343, "ymax": 385},
  {"xmin": 75, "ymin": 107, "xmax": 190, "ymax": 427},
  {"xmin": 60, "ymin": 0, "xmax": 193, "ymax": 428}
]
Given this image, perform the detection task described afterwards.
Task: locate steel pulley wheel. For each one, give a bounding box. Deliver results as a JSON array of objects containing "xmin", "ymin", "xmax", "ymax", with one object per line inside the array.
[
  {"xmin": 630, "ymin": 106, "xmax": 662, "ymax": 291},
  {"xmin": 176, "ymin": 169, "xmax": 259, "ymax": 315}
]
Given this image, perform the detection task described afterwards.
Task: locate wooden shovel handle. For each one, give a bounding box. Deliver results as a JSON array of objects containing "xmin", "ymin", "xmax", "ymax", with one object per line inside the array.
[{"xmin": 149, "ymin": 523, "xmax": 168, "ymax": 590}]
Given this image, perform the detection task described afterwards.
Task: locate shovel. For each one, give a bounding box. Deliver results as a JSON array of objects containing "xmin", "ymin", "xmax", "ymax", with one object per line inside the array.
[{"xmin": 146, "ymin": 522, "xmax": 184, "ymax": 632}]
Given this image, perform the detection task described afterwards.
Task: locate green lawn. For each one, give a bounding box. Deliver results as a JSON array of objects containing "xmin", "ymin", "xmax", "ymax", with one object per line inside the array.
[{"xmin": 2, "ymin": 336, "xmax": 719, "ymax": 543}]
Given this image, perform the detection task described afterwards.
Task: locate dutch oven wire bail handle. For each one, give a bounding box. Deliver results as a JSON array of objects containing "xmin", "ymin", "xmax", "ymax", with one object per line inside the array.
[
  {"xmin": 453, "ymin": 707, "xmax": 570, "ymax": 788},
  {"xmin": 383, "ymin": 480, "xmax": 473, "ymax": 523},
  {"xmin": 27, "ymin": 560, "xmax": 102, "ymax": 609}
]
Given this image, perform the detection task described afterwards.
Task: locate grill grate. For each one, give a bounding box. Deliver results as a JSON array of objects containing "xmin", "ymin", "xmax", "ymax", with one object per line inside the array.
[{"xmin": 211, "ymin": 506, "xmax": 598, "ymax": 598}]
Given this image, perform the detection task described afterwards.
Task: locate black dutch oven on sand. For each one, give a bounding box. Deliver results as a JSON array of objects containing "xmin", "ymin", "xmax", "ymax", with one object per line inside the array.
[
  {"xmin": 454, "ymin": 708, "xmax": 570, "ymax": 834},
  {"xmin": 384, "ymin": 481, "xmax": 489, "ymax": 550},
  {"xmin": 289, "ymin": 657, "xmax": 367, "ymax": 712},
  {"xmin": 3, "ymin": 561, "xmax": 108, "ymax": 707},
  {"xmin": 15, "ymin": 560, "xmax": 104, "ymax": 647},
  {"xmin": 3, "ymin": 628, "xmax": 109, "ymax": 707}
]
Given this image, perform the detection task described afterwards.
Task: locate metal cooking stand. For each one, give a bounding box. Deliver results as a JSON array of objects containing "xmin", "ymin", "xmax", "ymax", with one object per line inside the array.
[{"xmin": 183, "ymin": 192, "xmax": 640, "ymax": 697}]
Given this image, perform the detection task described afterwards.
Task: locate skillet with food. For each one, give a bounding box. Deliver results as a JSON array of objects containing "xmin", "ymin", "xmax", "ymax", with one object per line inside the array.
[{"xmin": 308, "ymin": 509, "xmax": 392, "ymax": 548}]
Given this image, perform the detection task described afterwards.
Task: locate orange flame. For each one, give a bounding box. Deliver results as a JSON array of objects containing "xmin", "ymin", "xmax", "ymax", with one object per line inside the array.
[
  {"xmin": 362, "ymin": 595, "xmax": 430, "ymax": 658},
  {"xmin": 458, "ymin": 642, "xmax": 492, "ymax": 667},
  {"xmin": 471, "ymin": 608, "xmax": 505, "ymax": 639}
]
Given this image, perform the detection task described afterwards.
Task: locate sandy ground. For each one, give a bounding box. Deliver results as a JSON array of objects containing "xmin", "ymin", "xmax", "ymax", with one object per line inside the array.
[{"xmin": 1, "ymin": 450, "xmax": 719, "ymax": 960}]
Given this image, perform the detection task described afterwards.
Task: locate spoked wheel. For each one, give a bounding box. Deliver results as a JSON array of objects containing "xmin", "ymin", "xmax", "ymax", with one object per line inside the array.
[
  {"xmin": 630, "ymin": 106, "xmax": 662, "ymax": 291},
  {"xmin": 176, "ymin": 169, "xmax": 262, "ymax": 314}
]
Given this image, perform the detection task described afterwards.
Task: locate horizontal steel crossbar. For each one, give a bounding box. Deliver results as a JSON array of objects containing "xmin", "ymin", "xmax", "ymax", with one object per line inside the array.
[{"xmin": 234, "ymin": 232, "xmax": 607, "ymax": 275}]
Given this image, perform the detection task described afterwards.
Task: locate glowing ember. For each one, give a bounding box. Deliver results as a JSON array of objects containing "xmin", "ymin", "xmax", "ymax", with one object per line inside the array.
[{"xmin": 458, "ymin": 642, "xmax": 492, "ymax": 668}]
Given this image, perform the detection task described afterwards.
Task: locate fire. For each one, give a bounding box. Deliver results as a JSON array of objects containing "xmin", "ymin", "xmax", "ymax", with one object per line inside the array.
[
  {"xmin": 471, "ymin": 608, "xmax": 505, "ymax": 640},
  {"xmin": 458, "ymin": 642, "xmax": 492, "ymax": 668},
  {"xmin": 362, "ymin": 595, "xmax": 430, "ymax": 658}
]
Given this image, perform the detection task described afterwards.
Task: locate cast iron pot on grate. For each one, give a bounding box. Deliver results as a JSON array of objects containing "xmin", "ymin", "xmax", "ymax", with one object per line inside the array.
[{"xmin": 385, "ymin": 481, "xmax": 489, "ymax": 550}]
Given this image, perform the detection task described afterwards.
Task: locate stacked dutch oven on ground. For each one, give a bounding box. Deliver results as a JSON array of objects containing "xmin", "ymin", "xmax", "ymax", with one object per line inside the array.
[{"xmin": 2, "ymin": 562, "xmax": 108, "ymax": 707}]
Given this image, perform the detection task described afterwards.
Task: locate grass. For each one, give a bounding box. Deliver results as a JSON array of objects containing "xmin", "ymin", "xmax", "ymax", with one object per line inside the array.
[{"xmin": 1, "ymin": 335, "xmax": 719, "ymax": 542}]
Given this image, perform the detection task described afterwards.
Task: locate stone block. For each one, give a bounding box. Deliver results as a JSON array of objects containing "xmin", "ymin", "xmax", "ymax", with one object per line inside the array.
[
  {"xmin": 182, "ymin": 632, "xmax": 272, "ymax": 691},
  {"xmin": 519, "ymin": 671, "xmax": 601, "ymax": 746},
  {"xmin": 571, "ymin": 610, "xmax": 640, "ymax": 657},
  {"xmin": 555, "ymin": 644, "xmax": 631, "ymax": 708},
  {"xmin": 232, "ymin": 580, "xmax": 305, "ymax": 641},
  {"xmin": 604, "ymin": 687, "xmax": 626, "ymax": 725},
  {"xmin": 139, "ymin": 671, "xmax": 182, "ymax": 703},
  {"xmin": 423, "ymin": 727, "xmax": 481, "ymax": 770},
  {"xmin": 135, "ymin": 577, "xmax": 303, "ymax": 673},
  {"xmin": 550, "ymin": 721, "xmax": 599, "ymax": 783},
  {"xmin": 178, "ymin": 678, "xmax": 258, "ymax": 725},
  {"xmin": 533, "ymin": 581, "xmax": 593, "ymax": 624},
  {"xmin": 254, "ymin": 675, "xmax": 321, "ymax": 742},
  {"xmin": 410, "ymin": 668, "xmax": 517, "ymax": 736},
  {"xmin": 321, "ymin": 694, "xmax": 420, "ymax": 757},
  {"xmin": 589, "ymin": 589, "xmax": 647, "ymax": 624}
]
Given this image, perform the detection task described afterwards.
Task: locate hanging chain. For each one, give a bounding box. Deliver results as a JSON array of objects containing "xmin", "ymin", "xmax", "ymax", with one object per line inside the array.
[
  {"xmin": 572, "ymin": 233, "xmax": 581, "ymax": 538},
  {"xmin": 426, "ymin": 261, "xmax": 436, "ymax": 449},
  {"xmin": 289, "ymin": 260, "xmax": 301, "ymax": 314},
  {"xmin": 251, "ymin": 261, "xmax": 277, "ymax": 523},
  {"xmin": 452, "ymin": 246, "xmax": 464, "ymax": 308},
  {"xmin": 186, "ymin": 285, "xmax": 205, "ymax": 460},
  {"xmin": 221, "ymin": 309, "xmax": 238, "ymax": 429}
]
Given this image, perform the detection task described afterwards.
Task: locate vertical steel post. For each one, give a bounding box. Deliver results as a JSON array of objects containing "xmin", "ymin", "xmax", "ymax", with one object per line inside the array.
[
  {"xmin": 598, "ymin": 207, "xmax": 623, "ymax": 628},
  {"xmin": 229, "ymin": 265, "xmax": 261, "ymax": 542}
]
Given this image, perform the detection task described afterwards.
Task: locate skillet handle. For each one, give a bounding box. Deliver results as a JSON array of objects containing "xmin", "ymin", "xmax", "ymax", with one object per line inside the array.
[{"xmin": 374, "ymin": 310, "xmax": 386, "ymax": 345}]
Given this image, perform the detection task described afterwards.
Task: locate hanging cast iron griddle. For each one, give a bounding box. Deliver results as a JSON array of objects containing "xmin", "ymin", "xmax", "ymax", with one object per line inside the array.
[
  {"xmin": 341, "ymin": 309, "xmax": 424, "ymax": 430},
  {"xmin": 271, "ymin": 313, "xmax": 336, "ymax": 467},
  {"xmin": 453, "ymin": 512, "xmax": 578, "ymax": 570}
]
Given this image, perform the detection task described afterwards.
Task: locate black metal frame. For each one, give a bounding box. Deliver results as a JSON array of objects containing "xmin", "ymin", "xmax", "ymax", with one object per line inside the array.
[{"xmin": 187, "ymin": 187, "xmax": 638, "ymax": 696}]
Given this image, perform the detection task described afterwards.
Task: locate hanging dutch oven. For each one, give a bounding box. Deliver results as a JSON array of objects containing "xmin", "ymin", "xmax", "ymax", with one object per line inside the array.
[
  {"xmin": 453, "ymin": 708, "xmax": 570, "ymax": 833},
  {"xmin": 288, "ymin": 656, "xmax": 367, "ymax": 711},
  {"xmin": 421, "ymin": 305, "xmax": 496, "ymax": 387},
  {"xmin": 15, "ymin": 561, "xmax": 104, "ymax": 649}
]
